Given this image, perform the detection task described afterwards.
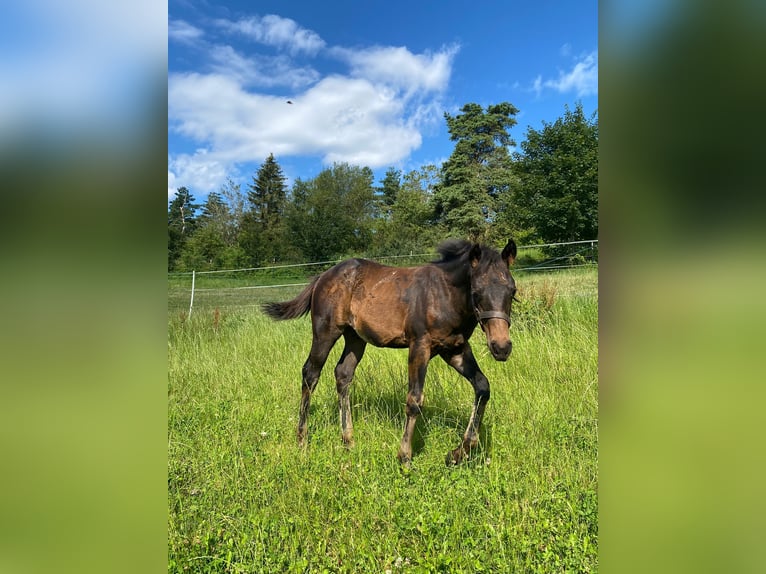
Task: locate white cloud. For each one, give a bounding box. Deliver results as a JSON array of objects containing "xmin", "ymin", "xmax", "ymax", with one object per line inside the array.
[
  {"xmin": 168, "ymin": 71, "xmax": 425, "ymax": 186},
  {"xmin": 544, "ymin": 50, "xmax": 598, "ymax": 97},
  {"xmin": 216, "ymin": 15, "xmax": 325, "ymax": 56},
  {"xmin": 168, "ymin": 149, "xmax": 230, "ymax": 198},
  {"xmin": 169, "ymin": 19, "xmax": 204, "ymax": 44},
  {"xmin": 208, "ymin": 45, "xmax": 320, "ymax": 89},
  {"xmin": 334, "ymin": 44, "xmax": 459, "ymax": 95},
  {"xmin": 169, "ymin": 18, "xmax": 456, "ymax": 195}
]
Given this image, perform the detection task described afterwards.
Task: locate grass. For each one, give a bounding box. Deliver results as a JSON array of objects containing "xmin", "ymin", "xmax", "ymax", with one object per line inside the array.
[{"xmin": 168, "ymin": 267, "xmax": 598, "ymax": 573}]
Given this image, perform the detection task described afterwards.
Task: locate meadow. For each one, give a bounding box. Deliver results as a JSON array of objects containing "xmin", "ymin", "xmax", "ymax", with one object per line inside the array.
[{"xmin": 168, "ymin": 266, "xmax": 598, "ymax": 573}]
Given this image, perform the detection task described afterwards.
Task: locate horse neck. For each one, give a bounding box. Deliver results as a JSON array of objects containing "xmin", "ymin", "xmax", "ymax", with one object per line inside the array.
[{"xmin": 434, "ymin": 263, "xmax": 474, "ymax": 317}]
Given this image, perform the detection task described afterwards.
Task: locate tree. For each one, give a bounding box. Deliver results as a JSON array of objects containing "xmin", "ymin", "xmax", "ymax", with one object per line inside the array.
[
  {"xmin": 285, "ymin": 163, "xmax": 376, "ymax": 261},
  {"xmin": 198, "ymin": 191, "xmax": 227, "ymax": 224},
  {"xmin": 285, "ymin": 177, "xmax": 312, "ymax": 260},
  {"xmin": 432, "ymin": 102, "xmax": 519, "ymax": 241},
  {"xmin": 167, "ymin": 186, "xmax": 198, "ymax": 270},
  {"xmin": 377, "ymin": 167, "xmax": 402, "ymax": 216},
  {"xmin": 513, "ymin": 103, "xmax": 598, "ymax": 243},
  {"xmin": 240, "ymin": 154, "xmax": 289, "ymax": 265},
  {"xmin": 372, "ymin": 165, "xmax": 440, "ymax": 255},
  {"xmin": 179, "ymin": 184, "xmax": 248, "ymax": 270},
  {"xmin": 219, "ymin": 177, "xmax": 246, "ymax": 233}
]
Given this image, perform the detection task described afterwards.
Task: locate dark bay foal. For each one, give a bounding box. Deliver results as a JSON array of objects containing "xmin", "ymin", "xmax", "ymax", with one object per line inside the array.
[{"xmin": 262, "ymin": 238, "xmax": 517, "ymax": 465}]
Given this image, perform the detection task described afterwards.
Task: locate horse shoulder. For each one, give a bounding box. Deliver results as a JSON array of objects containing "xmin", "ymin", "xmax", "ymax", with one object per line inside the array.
[{"xmin": 418, "ymin": 266, "xmax": 474, "ymax": 349}]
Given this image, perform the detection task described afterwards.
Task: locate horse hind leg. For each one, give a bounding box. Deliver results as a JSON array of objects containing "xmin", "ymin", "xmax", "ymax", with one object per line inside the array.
[
  {"xmin": 334, "ymin": 330, "xmax": 366, "ymax": 447},
  {"xmin": 297, "ymin": 330, "xmax": 341, "ymax": 446}
]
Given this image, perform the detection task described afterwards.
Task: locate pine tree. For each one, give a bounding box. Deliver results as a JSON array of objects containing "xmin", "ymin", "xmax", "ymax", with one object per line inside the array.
[
  {"xmin": 240, "ymin": 154, "xmax": 288, "ymax": 265},
  {"xmin": 198, "ymin": 191, "xmax": 227, "ymax": 224},
  {"xmin": 248, "ymin": 153, "xmax": 287, "ymax": 228},
  {"xmin": 432, "ymin": 103, "xmax": 518, "ymax": 241},
  {"xmin": 378, "ymin": 167, "xmax": 402, "ymax": 215}
]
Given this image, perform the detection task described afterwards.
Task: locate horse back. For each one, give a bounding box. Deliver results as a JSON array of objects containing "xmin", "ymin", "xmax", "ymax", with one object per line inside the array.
[{"xmin": 312, "ymin": 258, "xmax": 463, "ymax": 348}]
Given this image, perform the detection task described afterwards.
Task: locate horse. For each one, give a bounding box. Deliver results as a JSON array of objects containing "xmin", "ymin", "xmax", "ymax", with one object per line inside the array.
[{"xmin": 262, "ymin": 238, "xmax": 518, "ymax": 465}]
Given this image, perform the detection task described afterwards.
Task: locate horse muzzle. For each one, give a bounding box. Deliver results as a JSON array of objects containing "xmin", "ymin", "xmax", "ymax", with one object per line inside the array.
[
  {"xmin": 476, "ymin": 310, "xmax": 512, "ymax": 361},
  {"xmin": 489, "ymin": 339, "xmax": 512, "ymax": 361}
]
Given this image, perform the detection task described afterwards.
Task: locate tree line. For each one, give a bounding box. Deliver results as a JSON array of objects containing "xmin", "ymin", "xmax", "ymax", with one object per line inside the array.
[{"xmin": 168, "ymin": 102, "xmax": 597, "ymax": 271}]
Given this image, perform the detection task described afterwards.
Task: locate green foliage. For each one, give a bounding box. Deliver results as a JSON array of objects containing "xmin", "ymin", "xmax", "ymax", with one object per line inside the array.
[
  {"xmin": 171, "ymin": 181, "xmax": 247, "ymax": 271},
  {"xmin": 433, "ymin": 103, "xmax": 519, "ymax": 241},
  {"xmin": 514, "ymin": 103, "xmax": 598, "ymax": 243},
  {"xmin": 168, "ymin": 268, "xmax": 598, "ymax": 573},
  {"xmin": 240, "ymin": 154, "xmax": 291, "ymax": 266},
  {"xmin": 167, "ymin": 102, "xmax": 599, "ymax": 271},
  {"xmin": 249, "ymin": 154, "xmax": 288, "ymax": 227},
  {"xmin": 168, "ymin": 187, "xmax": 199, "ymax": 270},
  {"xmin": 378, "ymin": 166, "xmax": 402, "ymax": 211},
  {"xmin": 286, "ymin": 163, "xmax": 376, "ymax": 261},
  {"xmin": 372, "ymin": 165, "xmax": 440, "ymax": 256},
  {"xmin": 179, "ymin": 190, "xmax": 248, "ymax": 271}
]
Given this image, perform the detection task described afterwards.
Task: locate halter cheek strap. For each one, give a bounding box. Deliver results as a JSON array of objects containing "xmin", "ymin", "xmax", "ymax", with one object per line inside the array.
[{"xmin": 476, "ymin": 309, "xmax": 511, "ymax": 326}]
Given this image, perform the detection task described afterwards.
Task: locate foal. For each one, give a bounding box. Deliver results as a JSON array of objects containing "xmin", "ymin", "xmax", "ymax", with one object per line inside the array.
[{"xmin": 263, "ymin": 238, "xmax": 517, "ymax": 465}]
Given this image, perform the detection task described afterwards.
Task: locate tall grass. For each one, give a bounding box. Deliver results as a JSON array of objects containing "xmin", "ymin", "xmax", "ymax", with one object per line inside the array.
[{"xmin": 168, "ymin": 268, "xmax": 598, "ymax": 573}]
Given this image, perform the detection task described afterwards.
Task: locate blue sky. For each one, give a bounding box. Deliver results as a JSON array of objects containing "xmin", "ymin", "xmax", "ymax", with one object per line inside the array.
[{"xmin": 168, "ymin": 0, "xmax": 597, "ymax": 200}]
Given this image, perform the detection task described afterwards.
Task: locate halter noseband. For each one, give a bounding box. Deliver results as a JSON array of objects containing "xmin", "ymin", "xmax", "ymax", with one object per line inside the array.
[{"xmin": 475, "ymin": 309, "xmax": 511, "ymax": 326}]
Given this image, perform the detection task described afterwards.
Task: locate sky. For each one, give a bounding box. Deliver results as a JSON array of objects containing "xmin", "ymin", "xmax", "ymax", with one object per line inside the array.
[{"xmin": 168, "ymin": 0, "xmax": 598, "ymax": 201}]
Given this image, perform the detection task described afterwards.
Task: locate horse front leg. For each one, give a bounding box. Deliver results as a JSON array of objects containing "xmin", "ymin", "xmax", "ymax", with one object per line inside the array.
[
  {"xmin": 397, "ymin": 338, "xmax": 431, "ymax": 466},
  {"xmin": 441, "ymin": 343, "xmax": 490, "ymax": 465}
]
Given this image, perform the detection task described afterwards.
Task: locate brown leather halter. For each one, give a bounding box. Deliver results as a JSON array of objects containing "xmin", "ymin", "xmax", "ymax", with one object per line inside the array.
[{"xmin": 475, "ymin": 309, "xmax": 511, "ymax": 326}]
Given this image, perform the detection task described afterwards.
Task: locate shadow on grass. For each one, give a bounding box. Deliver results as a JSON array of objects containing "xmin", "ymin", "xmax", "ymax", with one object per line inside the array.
[{"xmin": 300, "ymin": 382, "xmax": 492, "ymax": 465}]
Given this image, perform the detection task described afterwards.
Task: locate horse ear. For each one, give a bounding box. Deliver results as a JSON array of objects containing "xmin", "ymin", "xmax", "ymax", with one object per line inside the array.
[
  {"xmin": 469, "ymin": 243, "xmax": 482, "ymax": 268},
  {"xmin": 501, "ymin": 238, "xmax": 517, "ymax": 266}
]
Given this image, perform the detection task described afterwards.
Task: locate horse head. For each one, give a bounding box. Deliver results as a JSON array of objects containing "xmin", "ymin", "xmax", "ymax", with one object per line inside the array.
[{"xmin": 469, "ymin": 239, "xmax": 517, "ymax": 361}]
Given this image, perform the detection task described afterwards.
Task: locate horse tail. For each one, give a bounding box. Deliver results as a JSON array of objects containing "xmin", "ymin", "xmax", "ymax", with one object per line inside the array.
[{"xmin": 261, "ymin": 275, "xmax": 320, "ymax": 320}]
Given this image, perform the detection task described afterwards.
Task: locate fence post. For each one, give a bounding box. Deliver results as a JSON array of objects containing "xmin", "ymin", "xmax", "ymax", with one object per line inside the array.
[{"xmin": 188, "ymin": 270, "xmax": 196, "ymax": 317}]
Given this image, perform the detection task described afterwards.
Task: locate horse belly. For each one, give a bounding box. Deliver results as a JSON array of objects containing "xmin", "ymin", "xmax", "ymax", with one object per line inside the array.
[{"xmin": 350, "ymin": 297, "xmax": 408, "ymax": 348}]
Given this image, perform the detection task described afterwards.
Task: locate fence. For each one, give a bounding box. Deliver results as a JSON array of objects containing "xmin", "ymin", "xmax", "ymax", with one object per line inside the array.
[{"xmin": 168, "ymin": 239, "xmax": 598, "ymax": 316}]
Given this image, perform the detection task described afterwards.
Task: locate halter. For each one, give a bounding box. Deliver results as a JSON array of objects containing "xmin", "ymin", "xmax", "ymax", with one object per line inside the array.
[
  {"xmin": 471, "ymin": 293, "xmax": 511, "ymax": 327},
  {"xmin": 474, "ymin": 308, "xmax": 511, "ymax": 326},
  {"xmin": 470, "ymin": 273, "xmax": 516, "ymax": 328}
]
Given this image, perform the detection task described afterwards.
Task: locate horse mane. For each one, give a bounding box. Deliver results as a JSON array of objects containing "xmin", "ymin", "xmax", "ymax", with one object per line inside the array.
[
  {"xmin": 432, "ymin": 238, "xmax": 503, "ymax": 280},
  {"xmin": 433, "ymin": 239, "xmax": 473, "ymax": 265}
]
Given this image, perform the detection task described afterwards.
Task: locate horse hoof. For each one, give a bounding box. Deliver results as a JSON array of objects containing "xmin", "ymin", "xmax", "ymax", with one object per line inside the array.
[{"xmin": 445, "ymin": 448, "xmax": 466, "ymax": 466}]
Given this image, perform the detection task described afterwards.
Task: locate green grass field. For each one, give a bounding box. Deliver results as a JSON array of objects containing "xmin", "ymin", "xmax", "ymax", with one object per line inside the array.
[{"xmin": 168, "ymin": 267, "xmax": 598, "ymax": 573}]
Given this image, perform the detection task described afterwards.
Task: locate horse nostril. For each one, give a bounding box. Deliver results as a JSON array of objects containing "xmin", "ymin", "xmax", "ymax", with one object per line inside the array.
[{"xmin": 490, "ymin": 340, "xmax": 512, "ymax": 360}]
